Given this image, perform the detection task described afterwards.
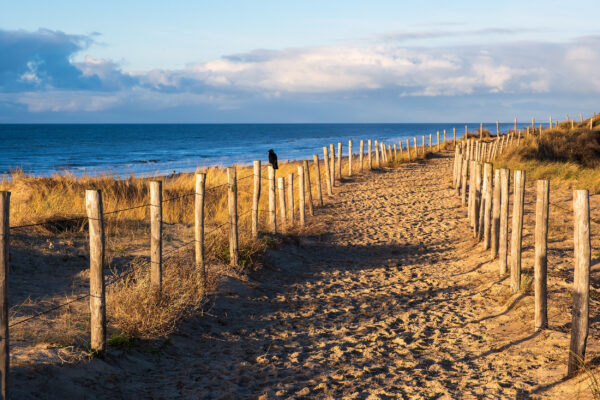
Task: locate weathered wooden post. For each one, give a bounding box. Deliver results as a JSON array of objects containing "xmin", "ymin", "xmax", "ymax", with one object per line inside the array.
[
  {"xmin": 374, "ymin": 140, "xmax": 380, "ymax": 167},
  {"xmin": 453, "ymin": 127, "xmax": 456, "ymax": 146},
  {"xmin": 150, "ymin": 181, "xmax": 162, "ymax": 290},
  {"xmin": 474, "ymin": 163, "xmax": 483, "ymax": 238},
  {"xmin": 413, "ymin": 137, "xmax": 418, "ymax": 159},
  {"xmin": 0, "ymin": 191, "xmax": 9, "ymax": 398},
  {"xmin": 313, "ymin": 154, "xmax": 323, "ymax": 207},
  {"xmin": 399, "ymin": 141, "xmax": 404, "ymax": 160},
  {"xmin": 429, "ymin": 133, "xmax": 433, "ymax": 152},
  {"xmin": 465, "ymin": 124, "xmax": 468, "ymax": 139},
  {"xmin": 330, "ymin": 143, "xmax": 335, "ymax": 185},
  {"xmin": 337, "ymin": 142, "xmax": 342, "ymax": 179},
  {"xmin": 252, "ymin": 161, "xmax": 261, "ymax": 238},
  {"xmin": 568, "ymin": 189, "xmax": 591, "ymax": 376},
  {"xmin": 499, "ymin": 168, "xmax": 510, "ymax": 275},
  {"xmin": 452, "ymin": 147, "xmax": 459, "ymax": 188},
  {"xmin": 303, "ymin": 160, "xmax": 314, "ymax": 216},
  {"xmin": 482, "ymin": 163, "xmax": 493, "ymax": 248},
  {"xmin": 443, "ymin": 129, "xmax": 447, "ymax": 146},
  {"xmin": 455, "ymin": 152, "xmax": 463, "ymax": 195},
  {"xmin": 490, "ymin": 169, "xmax": 500, "ymax": 259},
  {"xmin": 393, "ymin": 144, "xmax": 397, "ymax": 161},
  {"xmin": 268, "ymin": 165, "xmax": 276, "ymax": 234},
  {"xmin": 297, "ymin": 166, "xmax": 305, "ymax": 227},
  {"xmin": 407, "ymin": 139, "xmax": 411, "ymax": 162},
  {"xmin": 86, "ymin": 189, "xmax": 106, "ymax": 356},
  {"xmin": 534, "ymin": 179, "xmax": 549, "ymax": 331},
  {"xmin": 368, "ymin": 139, "xmax": 373, "ymax": 170},
  {"xmin": 348, "ymin": 140, "xmax": 353, "ymax": 177},
  {"xmin": 480, "ymin": 122, "xmax": 483, "ymax": 140},
  {"xmin": 227, "ymin": 167, "xmax": 239, "ymax": 266},
  {"xmin": 195, "ymin": 173, "xmax": 206, "ymax": 288},
  {"xmin": 422, "ymin": 135, "xmax": 426, "ymax": 157},
  {"xmin": 323, "ymin": 147, "xmax": 333, "ymax": 196},
  {"xmin": 437, "ymin": 131, "xmax": 441, "ymax": 151},
  {"xmin": 359, "ymin": 139, "xmax": 364, "ymax": 172},
  {"xmin": 461, "ymin": 157, "xmax": 468, "ymax": 206},
  {"xmin": 532, "ymin": 117, "xmax": 535, "ymax": 130},
  {"xmin": 277, "ymin": 177, "xmax": 287, "ymax": 232},
  {"xmin": 468, "ymin": 161, "xmax": 476, "ymax": 222},
  {"xmin": 287, "ymin": 173, "xmax": 294, "ymax": 224},
  {"xmin": 510, "ymin": 170, "xmax": 526, "ymax": 293},
  {"xmin": 514, "ymin": 117, "xmax": 517, "ymax": 134}
]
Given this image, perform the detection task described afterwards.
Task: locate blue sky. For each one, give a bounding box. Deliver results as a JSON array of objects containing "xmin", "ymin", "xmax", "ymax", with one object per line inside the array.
[{"xmin": 1, "ymin": 0, "xmax": 599, "ymax": 122}]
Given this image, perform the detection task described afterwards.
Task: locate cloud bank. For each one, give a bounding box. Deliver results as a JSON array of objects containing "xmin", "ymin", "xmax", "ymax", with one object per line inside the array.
[{"xmin": 1, "ymin": 28, "xmax": 599, "ymax": 122}]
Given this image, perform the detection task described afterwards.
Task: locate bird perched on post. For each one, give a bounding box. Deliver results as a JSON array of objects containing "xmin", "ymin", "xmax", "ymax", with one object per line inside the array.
[{"xmin": 268, "ymin": 149, "xmax": 278, "ymax": 169}]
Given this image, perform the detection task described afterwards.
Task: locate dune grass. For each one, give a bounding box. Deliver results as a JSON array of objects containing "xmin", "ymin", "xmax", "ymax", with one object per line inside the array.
[{"xmin": 493, "ymin": 116, "xmax": 600, "ymax": 193}]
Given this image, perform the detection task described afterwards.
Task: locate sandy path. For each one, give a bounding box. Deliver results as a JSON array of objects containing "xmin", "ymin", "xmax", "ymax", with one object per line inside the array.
[{"xmin": 14, "ymin": 154, "xmax": 583, "ymax": 399}]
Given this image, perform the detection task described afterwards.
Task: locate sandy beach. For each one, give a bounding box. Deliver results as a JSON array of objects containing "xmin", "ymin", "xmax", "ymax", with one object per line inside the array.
[{"xmin": 8, "ymin": 151, "xmax": 600, "ymax": 399}]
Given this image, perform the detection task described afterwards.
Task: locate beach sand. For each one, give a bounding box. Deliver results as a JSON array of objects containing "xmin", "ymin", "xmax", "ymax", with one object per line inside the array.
[{"xmin": 11, "ymin": 153, "xmax": 600, "ymax": 399}]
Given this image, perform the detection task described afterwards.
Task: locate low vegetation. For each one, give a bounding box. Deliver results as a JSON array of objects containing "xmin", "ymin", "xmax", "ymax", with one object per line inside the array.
[{"xmin": 494, "ymin": 116, "xmax": 600, "ymax": 192}]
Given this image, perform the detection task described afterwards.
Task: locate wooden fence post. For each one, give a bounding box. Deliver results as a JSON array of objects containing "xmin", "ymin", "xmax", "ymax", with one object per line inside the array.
[
  {"xmin": 534, "ymin": 179, "xmax": 549, "ymax": 331},
  {"xmin": 277, "ymin": 177, "xmax": 287, "ymax": 232},
  {"xmin": 227, "ymin": 167, "xmax": 238, "ymax": 266},
  {"xmin": 437, "ymin": 131, "xmax": 441, "ymax": 151},
  {"xmin": 323, "ymin": 147, "xmax": 333, "ymax": 196},
  {"xmin": 268, "ymin": 165, "xmax": 277, "ymax": 234},
  {"xmin": 374, "ymin": 140, "xmax": 380, "ymax": 167},
  {"xmin": 568, "ymin": 189, "xmax": 591, "ymax": 376},
  {"xmin": 413, "ymin": 137, "xmax": 418, "ymax": 160},
  {"xmin": 0, "ymin": 191, "xmax": 9, "ymax": 399},
  {"xmin": 482, "ymin": 163, "xmax": 493, "ymax": 248},
  {"xmin": 303, "ymin": 160, "xmax": 314, "ymax": 216},
  {"xmin": 510, "ymin": 170, "xmax": 526, "ymax": 293},
  {"xmin": 399, "ymin": 141, "xmax": 404, "ymax": 160},
  {"xmin": 313, "ymin": 155, "xmax": 323, "ymax": 207},
  {"xmin": 348, "ymin": 140, "xmax": 353, "ymax": 177},
  {"xmin": 329, "ymin": 143, "xmax": 335, "ymax": 186},
  {"xmin": 443, "ymin": 129, "xmax": 447, "ymax": 146},
  {"xmin": 491, "ymin": 169, "xmax": 500, "ymax": 259},
  {"xmin": 368, "ymin": 139, "xmax": 372, "ymax": 170},
  {"xmin": 499, "ymin": 169, "xmax": 510, "ymax": 275},
  {"xmin": 150, "ymin": 181, "xmax": 162, "ymax": 290},
  {"xmin": 195, "ymin": 173, "xmax": 206, "ymax": 288},
  {"xmin": 468, "ymin": 161, "xmax": 476, "ymax": 223},
  {"xmin": 407, "ymin": 139, "xmax": 411, "ymax": 162},
  {"xmin": 252, "ymin": 161, "xmax": 261, "ymax": 238},
  {"xmin": 453, "ymin": 127, "xmax": 456, "ymax": 146},
  {"xmin": 287, "ymin": 173, "xmax": 295, "ymax": 224},
  {"xmin": 297, "ymin": 166, "xmax": 305, "ymax": 227},
  {"xmin": 337, "ymin": 142, "xmax": 342, "ymax": 179},
  {"xmin": 85, "ymin": 189, "xmax": 106, "ymax": 356},
  {"xmin": 474, "ymin": 163, "xmax": 483, "ymax": 238},
  {"xmin": 359, "ymin": 140, "xmax": 364, "ymax": 172},
  {"xmin": 393, "ymin": 144, "xmax": 397, "ymax": 162},
  {"xmin": 454, "ymin": 146, "xmax": 461, "ymax": 189},
  {"xmin": 461, "ymin": 157, "xmax": 468, "ymax": 206}
]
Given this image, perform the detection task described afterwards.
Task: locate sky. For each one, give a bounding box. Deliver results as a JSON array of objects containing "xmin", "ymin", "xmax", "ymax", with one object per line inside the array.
[{"xmin": 1, "ymin": 0, "xmax": 599, "ymax": 123}]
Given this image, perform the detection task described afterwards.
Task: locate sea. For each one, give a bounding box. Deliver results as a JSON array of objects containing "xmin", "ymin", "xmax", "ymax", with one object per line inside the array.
[{"xmin": 0, "ymin": 123, "xmax": 530, "ymax": 178}]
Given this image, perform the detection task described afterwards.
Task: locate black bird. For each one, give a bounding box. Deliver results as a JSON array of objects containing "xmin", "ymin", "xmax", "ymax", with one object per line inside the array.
[{"xmin": 268, "ymin": 149, "xmax": 278, "ymax": 169}]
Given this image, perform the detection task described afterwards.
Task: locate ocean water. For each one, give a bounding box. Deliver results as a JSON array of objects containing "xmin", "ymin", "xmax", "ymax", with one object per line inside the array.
[{"xmin": 0, "ymin": 123, "xmax": 529, "ymax": 178}]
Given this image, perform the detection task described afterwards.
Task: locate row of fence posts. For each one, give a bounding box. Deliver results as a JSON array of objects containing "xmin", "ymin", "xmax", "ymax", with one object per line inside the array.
[
  {"xmin": 0, "ymin": 129, "xmax": 458, "ymax": 398},
  {"xmin": 452, "ymin": 129, "xmax": 592, "ymax": 377}
]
